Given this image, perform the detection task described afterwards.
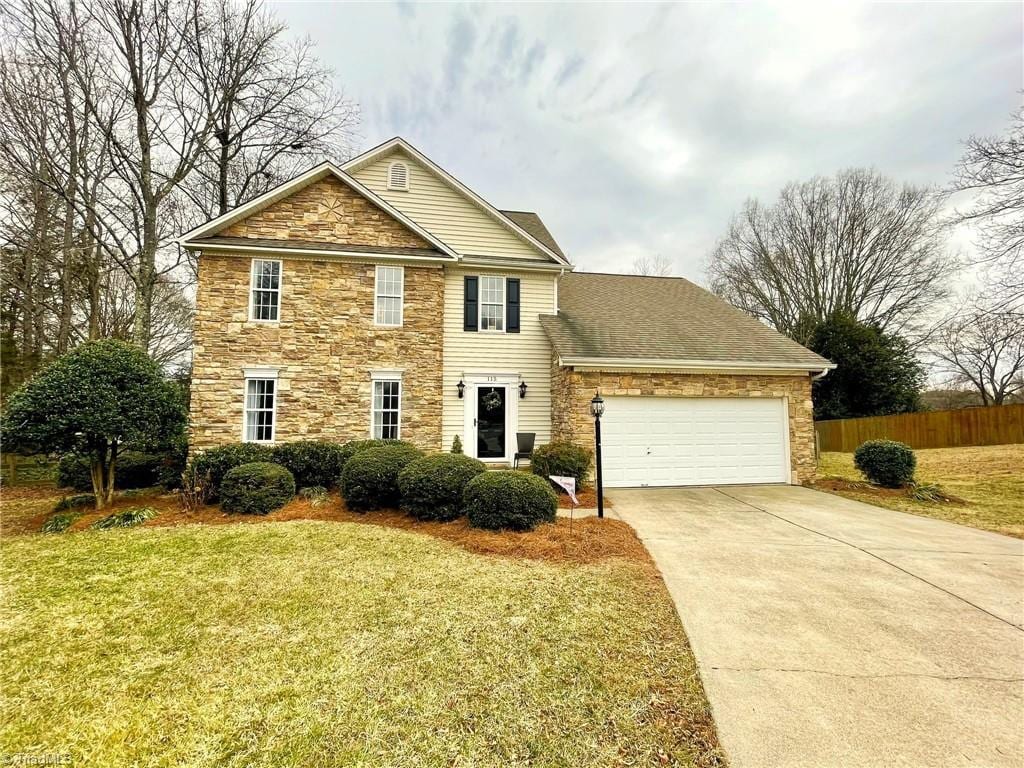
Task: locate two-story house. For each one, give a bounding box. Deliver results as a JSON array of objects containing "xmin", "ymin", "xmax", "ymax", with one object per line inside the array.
[{"xmin": 181, "ymin": 138, "xmax": 832, "ymax": 488}]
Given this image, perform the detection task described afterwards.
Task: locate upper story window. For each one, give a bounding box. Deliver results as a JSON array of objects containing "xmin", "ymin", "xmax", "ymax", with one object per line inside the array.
[
  {"xmin": 244, "ymin": 376, "xmax": 277, "ymax": 443},
  {"xmin": 375, "ymin": 265, "xmax": 404, "ymax": 326},
  {"xmin": 479, "ymin": 276, "xmax": 505, "ymax": 332},
  {"xmin": 250, "ymin": 259, "xmax": 281, "ymax": 322},
  {"xmin": 387, "ymin": 161, "xmax": 409, "ymax": 191}
]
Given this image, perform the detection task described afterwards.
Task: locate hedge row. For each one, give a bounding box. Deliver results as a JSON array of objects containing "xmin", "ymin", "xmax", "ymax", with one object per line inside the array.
[{"xmin": 186, "ymin": 438, "xmax": 567, "ymax": 531}]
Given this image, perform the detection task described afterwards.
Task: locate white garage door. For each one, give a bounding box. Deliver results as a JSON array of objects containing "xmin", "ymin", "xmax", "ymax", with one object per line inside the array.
[{"xmin": 600, "ymin": 397, "xmax": 790, "ymax": 487}]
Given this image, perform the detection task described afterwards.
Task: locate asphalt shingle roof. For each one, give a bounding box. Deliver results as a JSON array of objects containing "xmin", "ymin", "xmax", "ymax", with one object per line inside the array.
[
  {"xmin": 499, "ymin": 210, "xmax": 566, "ymax": 259},
  {"xmin": 541, "ymin": 272, "xmax": 831, "ymax": 369}
]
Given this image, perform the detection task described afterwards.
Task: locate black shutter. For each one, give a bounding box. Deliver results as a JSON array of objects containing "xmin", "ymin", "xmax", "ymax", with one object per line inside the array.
[
  {"xmin": 464, "ymin": 276, "xmax": 478, "ymax": 331},
  {"xmin": 507, "ymin": 278, "xmax": 521, "ymax": 333}
]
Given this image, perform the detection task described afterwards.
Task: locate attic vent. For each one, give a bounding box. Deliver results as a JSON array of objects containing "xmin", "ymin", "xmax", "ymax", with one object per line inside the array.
[{"xmin": 387, "ymin": 161, "xmax": 409, "ymax": 191}]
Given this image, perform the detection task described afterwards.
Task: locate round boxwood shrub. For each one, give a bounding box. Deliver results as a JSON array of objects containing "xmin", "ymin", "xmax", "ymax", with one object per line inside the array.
[
  {"xmin": 530, "ymin": 441, "xmax": 592, "ymax": 489},
  {"xmin": 853, "ymin": 440, "xmax": 916, "ymax": 488},
  {"xmin": 341, "ymin": 444, "xmax": 423, "ymax": 511},
  {"xmin": 271, "ymin": 440, "xmax": 346, "ymax": 490},
  {"xmin": 398, "ymin": 453, "xmax": 487, "ymax": 521},
  {"xmin": 220, "ymin": 462, "xmax": 296, "ymax": 515},
  {"xmin": 337, "ymin": 439, "xmax": 417, "ymax": 475},
  {"xmin": 188, "ymin": 443, "xmax": 274, "ymax": 501},
  {"xmin": 464, "ymin": 471, "xmax": 558, "ymax": 532}
]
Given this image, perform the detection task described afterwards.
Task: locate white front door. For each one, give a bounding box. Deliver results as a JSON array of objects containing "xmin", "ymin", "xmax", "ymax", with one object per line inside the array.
[{"xmin": 600, "ymin": 396, "xmax": 790, "ymax": 487}]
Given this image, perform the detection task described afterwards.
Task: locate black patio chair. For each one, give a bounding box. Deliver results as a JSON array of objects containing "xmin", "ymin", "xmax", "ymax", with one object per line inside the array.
[{"xmin": 513, "ymin": 432, "xmax": 536, "ymax": 469}]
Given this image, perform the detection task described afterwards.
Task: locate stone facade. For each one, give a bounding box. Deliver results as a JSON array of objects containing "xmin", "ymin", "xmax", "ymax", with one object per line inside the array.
[
  {"xmin": 550, "ymin": 356, "xmax": 817, "ymax": 484},
  {"xmin": 190, "ymin": 253, "xmax": 444, "ymax": 452},
  {"xmin": 223, "ymin": 176, "xmax": 431, "ymax": 249}
]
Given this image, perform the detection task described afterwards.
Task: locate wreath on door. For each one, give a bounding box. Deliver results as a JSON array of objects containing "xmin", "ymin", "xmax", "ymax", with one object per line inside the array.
[{"xmin": 482, "ymin": 390, "xmax": 503, "ymax": 412}]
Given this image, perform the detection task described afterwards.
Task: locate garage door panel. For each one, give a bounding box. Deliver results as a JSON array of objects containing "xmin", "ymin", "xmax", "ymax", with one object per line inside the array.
[{"xmin": 601, "ymin": 396, "xmax": 789, "ymax": 487}]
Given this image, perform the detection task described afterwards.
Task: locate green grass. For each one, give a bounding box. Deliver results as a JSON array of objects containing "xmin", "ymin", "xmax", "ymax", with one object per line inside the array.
[
  {"xmin": 0, "ymin": 520, "xmax": 721, "ymax": 767},
  {"xmin": 818, "ymin": 444, "xmax": 1024, "ymax": 538}
]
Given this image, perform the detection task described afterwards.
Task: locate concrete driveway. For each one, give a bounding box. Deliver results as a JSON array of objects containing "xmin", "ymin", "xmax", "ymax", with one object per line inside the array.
[{"xmin": 611, "ymin": 485, "xmax": 1024, "ymax": 768}]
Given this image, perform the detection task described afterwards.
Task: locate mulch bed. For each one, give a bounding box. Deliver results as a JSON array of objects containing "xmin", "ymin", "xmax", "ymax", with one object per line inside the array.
[
  {"xmin": 146, "ymin": 494, "xmax": 646, "ymax": 567},
  {"xmin": 556, "ymin": 486, "xmax": 611, "ymax": 509},
  {"xmin": 811, "ymin": 477, "xmax": 967, "ymax": 505}
]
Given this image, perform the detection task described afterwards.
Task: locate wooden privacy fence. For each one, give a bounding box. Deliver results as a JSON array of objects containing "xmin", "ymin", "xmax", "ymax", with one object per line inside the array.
[{"xmin": 815, "ymin": 404, "xmax": 1024, "ymax": 453}]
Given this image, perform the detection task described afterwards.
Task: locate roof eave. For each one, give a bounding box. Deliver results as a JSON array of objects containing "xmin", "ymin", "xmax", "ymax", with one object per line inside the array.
[
  {"xmin": 179, "ymin": 240, "xmax": 456, "ymax": 264},
  {"xmin": 557, "ymin": 355, "xmax": 836, "ymax": 374}
]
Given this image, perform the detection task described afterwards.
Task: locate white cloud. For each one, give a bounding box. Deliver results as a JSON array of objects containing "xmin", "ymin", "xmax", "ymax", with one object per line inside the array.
[{"xmin": 271, "ymin": 1, "xmax": 1021, "ymax": 284}]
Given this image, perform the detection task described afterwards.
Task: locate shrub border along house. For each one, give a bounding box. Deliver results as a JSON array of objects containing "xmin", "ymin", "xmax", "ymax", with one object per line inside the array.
[{"xmin": 340, "ymin": 444, "xmax": 424, "ymax": 511}]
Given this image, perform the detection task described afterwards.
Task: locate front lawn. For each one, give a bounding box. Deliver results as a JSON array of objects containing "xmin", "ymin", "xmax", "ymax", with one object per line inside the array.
[
  {"xmin": 816, "ymin": 444, "xmax": 1024, "ymax": 538},
  {"xmin": 0, "ymin": 504, "xmax": 722, "ymax": 766}
]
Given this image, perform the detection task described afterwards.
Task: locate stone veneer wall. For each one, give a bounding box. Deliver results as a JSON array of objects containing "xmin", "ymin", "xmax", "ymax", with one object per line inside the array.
[
  {"xmin": 223, "ymin": 176, "xmax": 431, "ymax": 248},
  {"xmin": 190, "ymin": 253, "xmax": 444, "ymax": 452},
  {"xmin": 550, "ymin": 355, "xmax": 816, "ymax": 484}
]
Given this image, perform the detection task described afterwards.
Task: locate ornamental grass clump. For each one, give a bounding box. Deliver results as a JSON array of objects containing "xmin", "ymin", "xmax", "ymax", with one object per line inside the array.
[
  {"xmin": 398, "ymin": 453, "xmax": 487, "ymax": 522},
  {"xmin": 463, "ymin": 471, "xmax": 558, "ymax": 532},
  {"xmin": 90, "ymin": 506, "xmax": 159, "ymax": 530},
  {"xmin": 853, "ymin": 440, "xmax": 916, "ymax": 488},
  {"xmin": 220, "ymin": 462, "xmax": 296, "ymax": 515}
]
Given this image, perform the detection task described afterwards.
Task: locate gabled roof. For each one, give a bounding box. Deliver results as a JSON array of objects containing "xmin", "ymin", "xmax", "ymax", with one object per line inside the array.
[
  {"xmin": 177, "ymin": 161, "xmax": 458, "ymax": 259},
  {"xmin": 342, "ymin": 138, "xmax": 572, "ymax": 267},
  {"xmin": 542, "ymin": 272, "xmax": 834, "ymax": 371}
]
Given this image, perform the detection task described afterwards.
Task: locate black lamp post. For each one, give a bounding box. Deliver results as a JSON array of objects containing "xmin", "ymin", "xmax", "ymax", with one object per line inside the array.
[{"xmin": 590, "ymin": 390, "xmax": 605, "ymax": 519}]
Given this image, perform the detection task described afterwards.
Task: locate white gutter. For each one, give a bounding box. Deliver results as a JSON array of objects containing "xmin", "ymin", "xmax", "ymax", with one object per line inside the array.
[
  {"xmin": 179, "ymin": 241, "xmax": 455, "ymax": 264},
  {"xmin": 559, "ymin": 355, "xmax": 836, "ymax": 374}
]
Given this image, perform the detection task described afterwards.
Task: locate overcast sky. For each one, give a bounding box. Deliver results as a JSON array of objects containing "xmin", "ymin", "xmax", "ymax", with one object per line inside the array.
[{"xmin": 273, "ymin": 1, "xmax": 1021, "ymax": 284}]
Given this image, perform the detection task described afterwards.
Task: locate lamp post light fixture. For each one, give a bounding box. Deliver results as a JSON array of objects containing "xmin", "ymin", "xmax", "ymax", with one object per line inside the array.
[
  {"xmin": 518, "ymin": 381, "xmax": 528, "ymax": 399},
  {"xmin": 590, "ymin": 391, "xmax": 605, "ymax": 519},
  {"xmin": 456, "ymin": 380, "xmax": 465, "ymax": 399}
]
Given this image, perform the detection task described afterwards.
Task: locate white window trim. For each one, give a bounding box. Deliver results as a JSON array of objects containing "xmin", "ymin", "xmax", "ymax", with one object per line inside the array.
[
  {"xmin": 249, "ymin": 258, "xmax": 282, "ymax": 323},
  {"xmin": 369, "ymin": 371, "xmax": 403, "ymax": 440},
  {"xmin": 387, "ymin": 161, "xmax": 410, "ymax": 191},
  {"xmin": 374, "ymin": 265, "xmax": 404, "ymax": 327},
  {"xmin": 241, "ymin": 368, "xmax": 280, "ymax": 444},
  {"xmin": 478, "ymin": 275, "xmax": 506, "ymax": 334}
]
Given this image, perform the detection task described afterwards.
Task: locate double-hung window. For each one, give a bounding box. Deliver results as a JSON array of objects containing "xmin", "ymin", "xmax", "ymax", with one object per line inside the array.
[
  {"xmin": 375, "ymin": 266, "xmax": 404, "ymax": 326},
  {"xmin": 479, "ymin": 276, "xmax": 505, "ymax": 331},
  {"xmin": 250, "ymin": 259, "xmax": 281, "ymax": 321},
  {"xmin": 244, "ymin": 376, "xmax": 277, "ymax": 443},
  {"xmin": 371, "ymin": 378, "xmax": 401, "ymax": 439}
]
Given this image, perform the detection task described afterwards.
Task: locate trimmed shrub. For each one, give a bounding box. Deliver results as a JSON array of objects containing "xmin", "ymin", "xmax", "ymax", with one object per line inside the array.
[
  {"xmin": 464, "ymin": 471, "xmax": 558, "ymax": 532},
  {"xmin": 58, "ymin": 452, "xmax": 164, "ymax": 492},
  {"xmin": 530, "ymin": 441, "xmax": 592, "ymax": 489},
  {"xmin": 451, "ymin": 435, "xmax": 463, "ymax": 454},
  {"xmin": 220, "ymin": 462, "xmax": 295, "ymax": 515},
  {"xmin": 398, "ymin": 453, "xmax": 487, "ymax": 521},
  {"xmin": 91, "ymin": 506, "xmax": 159, "ymax": 529},
  {"xmin": 337, "ymin": 439, "xmax": 416, "ymax": 475},
  {"xmin": 188, "ymin": 443, "xmax": 274, "ymax": 501},
  {"xmin": 341, "ymin": 444, "xmax": 423, "ymax": 511},
  {"xmin": 272, "ymin": 440, "xmax": 347, "ymax": 490},
  {"xmin": 156, "ymin": 435, "xmax": 189, "ymax": 490},
  {"xmin": 853, "ymin": 440, "xmax": 916, "ymax": 488}
]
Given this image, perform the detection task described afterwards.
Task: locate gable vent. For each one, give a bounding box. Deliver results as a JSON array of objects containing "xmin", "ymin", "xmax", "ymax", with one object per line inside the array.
[{"xmin": 387, "ymin": 161, "xmax": 409, "ymax": 191}]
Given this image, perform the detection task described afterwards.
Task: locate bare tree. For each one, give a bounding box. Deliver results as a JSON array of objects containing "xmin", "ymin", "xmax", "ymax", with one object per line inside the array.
[
  {"xmin": 181, "ymin": 0, "xmax": 358, "ymax": 220},
  {"xmin": 631, "ymin": 254, "xmax": 674, "ymax": 277},
  {"xmin": 708, "ymin": 168, "xmax": 956, "ymax": 344},
  {"xmin": 952, "ymin": 107, "xmax": 1024, "ymax": 309},
  {"xmin": 930, "ymin": 299, "xmax": 1024, "ymax": 406}
]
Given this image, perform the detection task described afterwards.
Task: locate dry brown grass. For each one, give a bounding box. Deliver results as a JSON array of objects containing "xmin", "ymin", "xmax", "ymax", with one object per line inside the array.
[{"xmin": 816, "ymin": 444, "xmax": 1024, "ymax": 538}]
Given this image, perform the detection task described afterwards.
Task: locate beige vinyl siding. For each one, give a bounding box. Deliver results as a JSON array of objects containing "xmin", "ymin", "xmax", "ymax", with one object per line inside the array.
[
  {"xmin": 441, "ymin": 266, "xmax": 556, "ymax": 456},
  {"xmin": 351, "ymin": 149, "xmax": 549, "ymax": 261}
]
